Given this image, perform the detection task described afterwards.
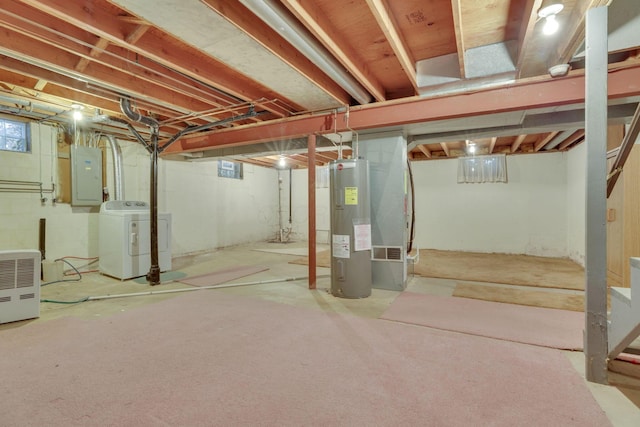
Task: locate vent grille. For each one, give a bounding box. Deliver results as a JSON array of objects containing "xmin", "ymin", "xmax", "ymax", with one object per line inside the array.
[
  {"xmin": 0, "ymin": 259, "xmax": 15, "ymax": 290},
  {"xmin": 371, "ymin": 246, "xmax": 404, "ymax": 262},
  {"xmin": 16, "ymin": 258, "xmax": 35, "ymax": 288},
  {"xmin": 0, "ymin": 250, "xmax": 40, "ymax": 324},
  {"xmin": 387, "ymin": 247, "xmax": 402, "ymax": 260}
]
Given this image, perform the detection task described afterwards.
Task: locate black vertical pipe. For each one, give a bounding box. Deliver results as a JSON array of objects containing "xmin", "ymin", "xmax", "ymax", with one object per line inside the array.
[
  {"xmin": 38, "ymin": 218, "xmax": 46, "ymax": 261},
  {"xmin": 120, "ymin": 98, "xmax": 160, "ymax": 286},
  {"xmin": 288, "ymin": 167, "xmax": 292, "ymax": 224},
  {"xmin": 147, "ymin": 131, "xmax": 161, "ymax": 285}
]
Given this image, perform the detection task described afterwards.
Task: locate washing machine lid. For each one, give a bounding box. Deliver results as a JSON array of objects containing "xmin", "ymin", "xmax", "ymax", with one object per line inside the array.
[{"xmin": 100, "ymin": 200, "xmax": 149, "ymax": 213}]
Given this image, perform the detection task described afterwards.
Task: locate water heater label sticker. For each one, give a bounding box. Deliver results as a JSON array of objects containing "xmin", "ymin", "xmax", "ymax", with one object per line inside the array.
[
  {"xmin": 344, "ymin": 187, "xmax": 358, "ymax": 205},
  {"xmin": 354, "ymin": 224, "xmax": 371, "ymax": 251},
  {"xmin": 332, "ymin": 234, "xmax": 350, "ymax": 258}
]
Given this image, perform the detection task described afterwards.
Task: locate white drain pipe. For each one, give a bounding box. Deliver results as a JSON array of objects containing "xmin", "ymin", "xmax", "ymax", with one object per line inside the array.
[{"xmin": 86, "ymin": 275, "xmax": 330, "ymax": 301}]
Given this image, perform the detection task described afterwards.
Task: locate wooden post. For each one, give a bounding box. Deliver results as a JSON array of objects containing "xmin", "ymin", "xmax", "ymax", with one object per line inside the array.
[{"xmin": 308, "ymin": 134, "xmax": 317, "ymax": 289}]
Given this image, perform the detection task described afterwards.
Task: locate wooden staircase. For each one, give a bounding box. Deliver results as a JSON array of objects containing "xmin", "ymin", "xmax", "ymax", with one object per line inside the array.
[{"xmin": 609, "ymin": 257, "xmax": 640, "ymax": 359}]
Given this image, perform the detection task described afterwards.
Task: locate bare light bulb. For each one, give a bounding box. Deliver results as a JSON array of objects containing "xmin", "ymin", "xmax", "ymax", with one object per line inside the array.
[
  {"xmin": 73, "ymin": 110, "xmax": 83, "ymax": 120},
  {"xmin": 278, "ymin": 157, "xmax": 286, "ymax": 168}
]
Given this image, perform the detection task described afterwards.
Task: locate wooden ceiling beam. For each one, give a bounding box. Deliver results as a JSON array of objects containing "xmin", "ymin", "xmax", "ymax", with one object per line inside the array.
[
  {"xmin": 489, "ymin": 136, "xmax": 497, "ymax": 154},
  {"xmin": 125, "ymin": 24, "xmax": 151, "ymax": 45},
  {"xmin": 281, "ymin": 0, "xmax": 386, "ymax": 102},
  {"xmin": 450, "ymin": 0, "xmax": 466, "ymax": 79},
  {"xmin": 557, "ymin": 129, "xmax": 585, "ymax": 150},
  {"xmin": 534, "ymin": 131, "xmax": 560, "ymax": 152},
  {"xmin": 440, "ymin": 142, "xmax": 450, "ymax": 157},
  {"xmin": 299, "ymin": 154, "xmax": 324, "ymax": 167},
  {"xmin": 0, "ymin": 67, "xmax": 121, "ymax": 115},
  {"xmin": 75, "ymin": 37, "xmax": 110, "ymax": 72},
  {"xmin": 313, "ymin": 152, "xmax": 334, "ymax": 163},
  {"xmin": 0, "ymin": 4, "xmax": 239, "ymax": 114},
  {"xmin": 417, "ymin": 144, "xmax": 432, "ymax": 158},
  {"xmin": 511, "ymin": 134, "xmax": 527, "ymax": 153},
  {"xmin": 242, "ymin": 157, "xmax": 274, "ymax": 168},
  {"xmin": 365, "ymin": 0, "xmax": 418, "ymax": 93},
  {"xmin": 202, "ymin": 0, "xmax": 350, "ymax": 106},
  {"xmin": 289, "ymin": 154, "xmax": 314, "ymax": 167},
  {"xmin": 515, "ymin": 0, "xmax": 543, "ymax": 77},
  {"xmin": 33, "ymin": 79, "xmax": 47, "ymax": 91},
  {"xmin": 557, "ymin": 0, "xmax": 611, "ymax": 65},
  {"xmin": 162, "ymin": 64, "xmax": 640, "ymax": 154},
  {"xmin": 22, "ymin": 0, "xmax": 299, "ymax": 117},
  {"xmin": 0, "ymin": 55, "xmax": 199, "ymax": 122},
  {"xmin": 0, "ymin": 25, "xmax": 221, "ymax": 116}
]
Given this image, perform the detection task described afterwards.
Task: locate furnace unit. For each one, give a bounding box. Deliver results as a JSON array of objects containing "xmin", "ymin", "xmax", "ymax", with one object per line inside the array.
[
  {"xmin": 359, "ymin": 131, "xmax": 409, "ymax": 291},
  {"xmin": 329, "ymin": 158, "xmax": 372, "ymax": 298}
]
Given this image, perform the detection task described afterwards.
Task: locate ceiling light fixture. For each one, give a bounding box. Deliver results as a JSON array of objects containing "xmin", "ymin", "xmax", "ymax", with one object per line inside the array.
[
  {"xmin": 71, "ymin": 103, "xmax": 84, "ymax": 120},
  {"xmin": 467, "ymin": 141, "xmax": 476, "ymax": 154},
  {"xmin": 279, "ymin": 156, "xmax": 286, "ymax": 168},
  {"xmin": 538, "ymin": 3, "xmax": 564, "ymax": 35},
  {"xmin": 239, "ymin": 0, "xmax": 372, "ymax": 104}
]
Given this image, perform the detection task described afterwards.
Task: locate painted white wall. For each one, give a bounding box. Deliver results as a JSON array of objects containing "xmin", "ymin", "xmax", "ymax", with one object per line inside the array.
[
  {"xmin": 0, "ymin": 122, "xmax": 279, "ymax": 261},
  {"xmin": 161, "ymin": 159, "xmax": 278, "ymax": 254},
  {"xmin": 0, "ymin": 122, "xmax": 102, "ymax": 261},
  {"xmin": 287, "ymin": 167, "xmax": 330, "ymax": 243},
  {"xmin": 566, "ymin": 142, "xmax": 587, "ymax": 265},
  {"xmin": 412, "ymin": 152, "xmax": 569, "ymax": 257}
]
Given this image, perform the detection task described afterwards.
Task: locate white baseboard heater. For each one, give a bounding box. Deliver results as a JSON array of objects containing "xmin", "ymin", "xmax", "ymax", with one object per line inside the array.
[{"xmin": 0, "ymin": 250, "xmax": 41, "ymax": 324}]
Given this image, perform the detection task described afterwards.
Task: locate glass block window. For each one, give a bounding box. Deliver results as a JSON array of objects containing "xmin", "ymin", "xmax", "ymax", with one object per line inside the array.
[
  {"xmin": 0, "ymin": 118, "xmax": 29, "ymax": 152},
  {"xmin": 218, "ymin": 159, "xmax": 243, "ymax": 179}
]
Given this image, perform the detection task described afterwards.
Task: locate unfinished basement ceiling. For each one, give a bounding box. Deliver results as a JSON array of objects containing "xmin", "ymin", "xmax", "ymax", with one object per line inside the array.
[{"xmin": 0, "ymin": 0, "xmax": 638, "ymax": 168}]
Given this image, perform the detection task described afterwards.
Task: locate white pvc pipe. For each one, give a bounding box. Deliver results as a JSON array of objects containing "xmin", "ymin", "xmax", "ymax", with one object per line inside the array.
[{"xmin": 87, "ymin": 274, "xmax": 330, "ymax": 301}]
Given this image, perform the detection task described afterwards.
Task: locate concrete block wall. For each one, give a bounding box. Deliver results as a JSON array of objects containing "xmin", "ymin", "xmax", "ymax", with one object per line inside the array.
[
  {"xmin": 0, "ymin": 122, "xmax": 279, "ymax": 261},
  {"xmin": 411, "ymin": 151, "xmax": 570, "ymax": 258}
]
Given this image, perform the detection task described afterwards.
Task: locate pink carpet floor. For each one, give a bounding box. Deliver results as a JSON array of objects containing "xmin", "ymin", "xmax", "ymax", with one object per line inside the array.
[
  {"xmin": 381, "ymin": 292, "xmax": 585, "ymax": 350},
  {"xmin": 178, "ymin": 264, "xmax": 269, "ymax": 287},
  {"xmin": 0, "ymin": 291, "xmax": 607, "ymax": 426}
]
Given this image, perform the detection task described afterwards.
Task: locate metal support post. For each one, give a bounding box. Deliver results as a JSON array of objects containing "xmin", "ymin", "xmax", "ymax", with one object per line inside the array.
[
  {"xmin": 584, "ymin": 5, "xmax": 609, "ymax": 384},
  {"xmin": 308, "ymin": 134, "xmax": 317, "ymax": 289}
]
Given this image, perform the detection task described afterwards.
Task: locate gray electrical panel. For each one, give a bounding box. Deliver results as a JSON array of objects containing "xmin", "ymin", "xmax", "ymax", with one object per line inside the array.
[
  {"xmin": 359, "ymin": 131, "xmax": 409, "ymax": 291},
  {"xmin": 71, "ymin": 145, "xmax": 103, "ymax": 206},
  {"xmin": 329, "ymin": 158, "xmax": 372, "ymax": 298}
]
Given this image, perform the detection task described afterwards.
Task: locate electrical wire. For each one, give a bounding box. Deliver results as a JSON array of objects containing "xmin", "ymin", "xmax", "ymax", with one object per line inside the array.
[
  {"xmin": 57, "ymin": 256, "xmax": 99, "ymax": 276},
  {"xmin": 40, "ymin": 297, "xmax": 90, "ymax": 305},
  {"xmin": 406, "ymin": 159, "xmax": 416, "ymax": 254},
  {"xmin": 41, "ymin": 258, "xmax": 85, "ymax": 286},
  {"xmin": 40, "ymin": 257, "xmax": 94, "ymax": 303}
]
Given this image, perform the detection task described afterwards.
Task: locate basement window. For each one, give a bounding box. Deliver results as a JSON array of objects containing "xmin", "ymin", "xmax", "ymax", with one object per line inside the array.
[
  {"xmin": 218, "ymin": 159, "xmax": 243, "ymax": 179},
  {"xmin": 316, "ymin": 166, "xmax": 329, "ymax": 188},
  {"xmin": 0, "ymin": 118, "xmax": 29, "ymax": 153},
  {"xmin": 457, "ymin": 154, "xmax": 507, "ymax": 183}
]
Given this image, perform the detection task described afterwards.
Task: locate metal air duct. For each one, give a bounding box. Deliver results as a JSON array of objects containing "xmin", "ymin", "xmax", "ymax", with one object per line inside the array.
[
  {"xmin": 100, "ymin": 134, "xmax": 125, "ymax": 201},
  {"xmin": 240, "ymin": 0, "xmax": 372, "ymax": 105}
]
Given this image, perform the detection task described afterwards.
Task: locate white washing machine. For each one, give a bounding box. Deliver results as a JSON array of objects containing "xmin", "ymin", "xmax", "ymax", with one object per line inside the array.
[{"xmin": 99, "ymin": 200, "xmax": 172, "ymax": 280}]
